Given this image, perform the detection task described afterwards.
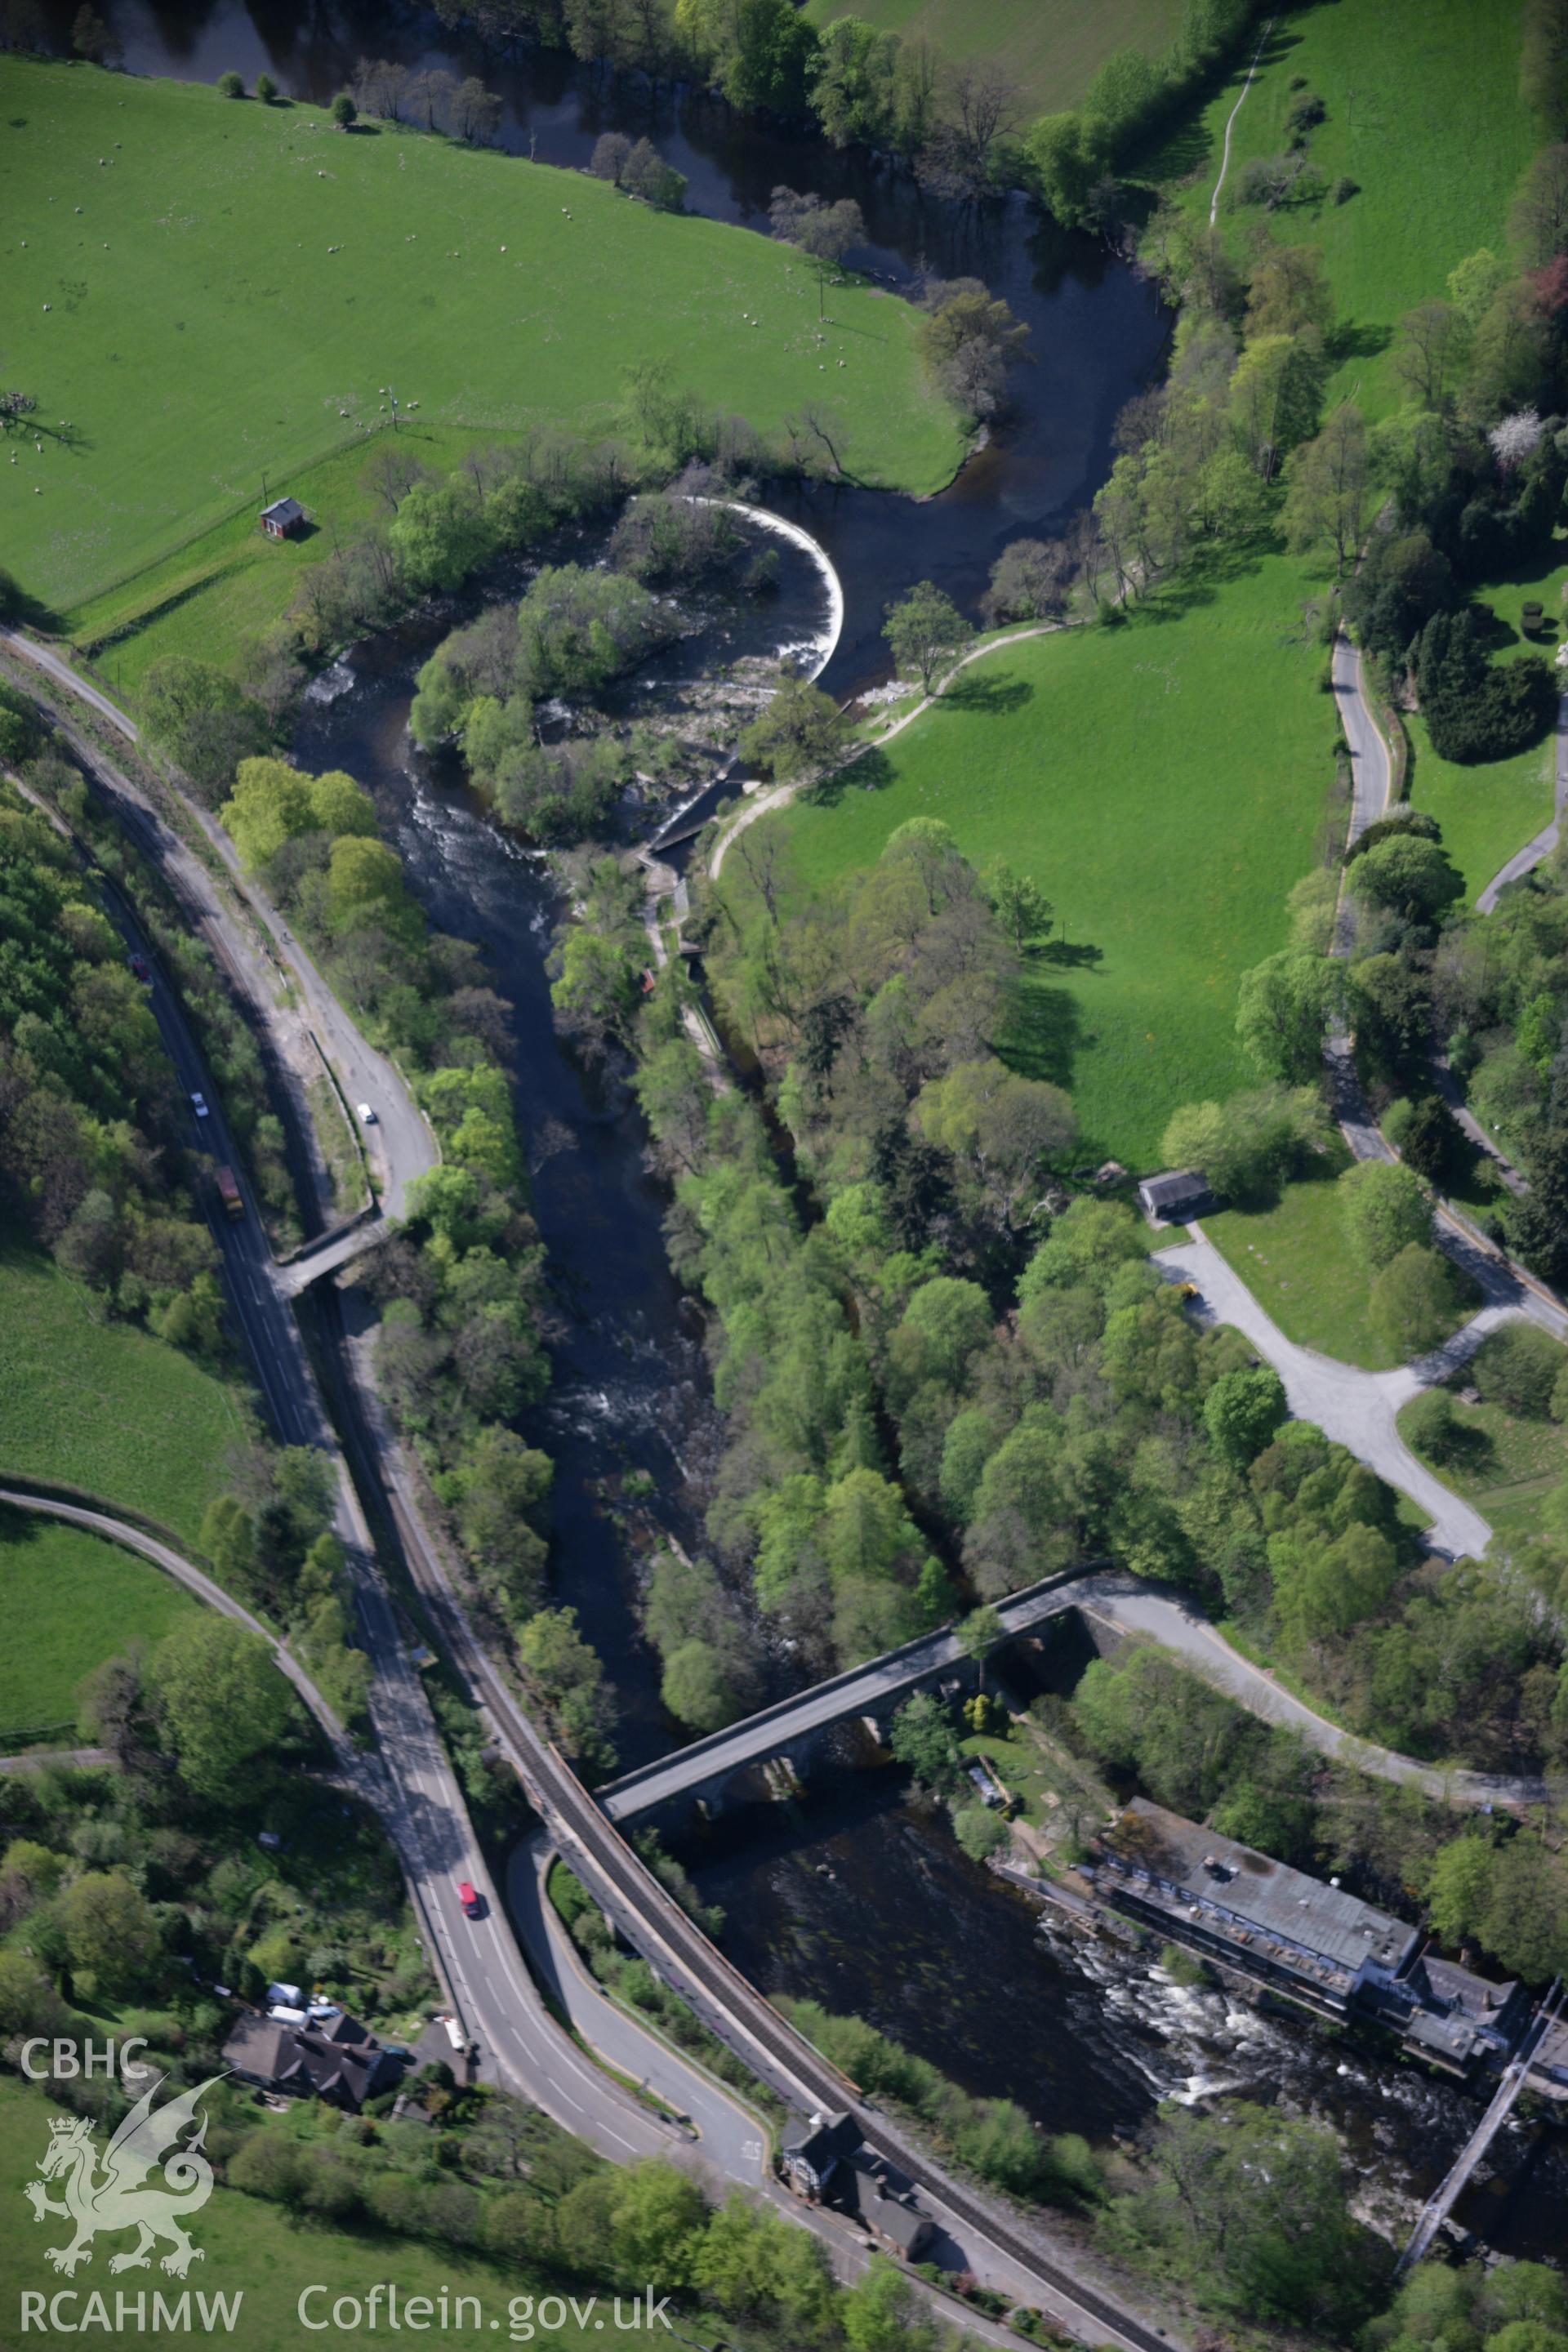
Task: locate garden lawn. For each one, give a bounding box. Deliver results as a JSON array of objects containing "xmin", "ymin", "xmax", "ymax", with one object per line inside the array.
[
  {"xmin": 0, "ymin": 2080, "xmax": 611, "ymax": 2352},
  {"xmin": 1397, "ymin": 1390, "xmax": 1568, "ymax": 1555},
  {"xmin": 1203, "ymin": 1158, "xmax": 1476, "ymax": 1373},
  {"xmin": 0, "ymin": 59, "xmax": 961, "ymax": 626},
  {"xmin": 803, "ymin": 0, "xmax": 1186, "ymax": 114},
  {"xmin": 1407, "ymin": 715, "xmax": 1557, "ymax": 906},
  {"xmin": 1158, "ymin": 0, "xmax": 1535, "ymax": 417},
  {"xmin": 959, "ymin": 1726, "xmax": 1055, "ymax": 1825},
  {"xmin": 0, "ymin": 1512, "xmax": 195, "ymax": 1745},
  {"xmin": 764, "ymin": 546, "xmax": 1334, "ymax": 1166},
  {"xmin": 1406, "ymin": 534, "xmax": 1568, "ymax": 903},
  {"xmin": 0, "ymin": 1230, "xmax": 243, "ymax": 1543}
]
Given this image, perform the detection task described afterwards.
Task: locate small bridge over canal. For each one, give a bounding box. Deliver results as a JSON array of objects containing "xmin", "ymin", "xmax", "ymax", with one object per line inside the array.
[{"xmin": 596, "ymin": 1568, "xmax": 1104, "ymax": 1826}]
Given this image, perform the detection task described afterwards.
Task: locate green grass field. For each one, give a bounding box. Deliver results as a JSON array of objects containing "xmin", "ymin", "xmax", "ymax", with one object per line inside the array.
[
  {"xmin": 1407, "ymin": 715, "xmax": 1557, "ymax": 906},
  {"xmin": 1405, "ymin": 538, "xmax": 1567, "ymax": 903},
  {"xmin": 0, "ymin": 2080, "xmax": 615, "ymax": 2352},
  {"xmin": 0, "ymin": 1232, "xmax": 244, "ymax": 1543},
  {"xmin": 0, "ymin": 59, "xmax": 961, "ymax": 630},
  {"xmin": 804, "ymin": 0, "xmax": 1186, "ymax": 114},
  {"xmin": 760, "ymin": 547, "xmax": 1334, "ymax": 1166},
  {"xmin": 0, "ymin": 1512, "xmax": 196, "ymax": 1744},
  {"xmin": 1397, "ymin": 1388, "xmax": 1568, "ymax": 1553},
  {"xmin": 1203, "ymin": 1161, "xmax": 1416, "ymax": 1370},
  {"xmin": 69, "ymin": 421, "xmax": 501, "ymax": 699},
  {"xmin": 1160, "ymin": 0, "xmax": 1535, "ymax": 417}
]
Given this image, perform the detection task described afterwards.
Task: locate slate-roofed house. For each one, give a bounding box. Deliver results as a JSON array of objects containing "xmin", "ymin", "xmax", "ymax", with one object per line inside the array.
[
  {"xmin": 1088, "ymin": 1801, "xmax": 1535, "ymax": 2081},
  {"xmin": 221, "ymin": 2006, "xmax": 403, "ymax": 2111},
  {"xmin": 1398, "ymin": 1953, "xmax": 1526, "ymax": 2076},
  {"xmin": 1088, "ymin": 1799, "xmax": 1419, "ymax": 2021},
  {"xmin": 780, "ymin": 2112, "xmax": 934, "ymax": 2260},
  {"xmin": 781, "ymin": 2110, "xmax": 861, "ymax": 2199},
  {"xmin": 840, "ymin": 2150, "xmax": 936, "ymax": 2260},
  {"xmin": 261, "ymin": 496, "xmax": 305, "ymax": 539},
  {"xmin": 1136, "ymin": 1169, "xmax": 1209, "ymax": 1225}
]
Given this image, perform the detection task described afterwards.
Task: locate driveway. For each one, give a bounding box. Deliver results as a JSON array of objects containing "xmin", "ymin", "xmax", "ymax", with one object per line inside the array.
[
  {"xmin": 1074, "ymin": 1569, "xmax": 1552, "ymax": 1807},
  {"xmin": 1153, "ymin": 1232, "xmax": 1499, "ymax": 1558},
  {"xmin": 1476, "ymin": 689, "xmax": 1568, "ymax": 911}
]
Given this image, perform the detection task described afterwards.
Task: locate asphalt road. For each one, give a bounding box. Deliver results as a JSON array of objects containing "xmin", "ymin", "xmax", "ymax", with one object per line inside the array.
[
  {"xmin": 1152, "ymin": 1232, "xmax": 1497, "ymax": 1558},
  {"xmin": 20, "ymin": 629, "xmax": 1565, "ymax": 2334},
  {"xmin": 1331, "ymin": 630, "xmax": 1392, "ymax": 849},
  {"xmin": 507, "ymin": 1831, "xmax": 767, "ymax": 2183},
  {"xmin": 0, "ymin": 644, "xmax": 1207, "ymax": 2346},
  {"xmin": 1325, "ymin": 633, "xmax": 1568, "ymax": 1343},
  {"xmin": 0, "ymin": 1484, "xmax": 678, "ymax": 2165},
  {"xmin": 2, "ymin": 630, "xmax": 436, "ymax": 1222},
  {"xmin": 599, "ymin": 1574, "xmax": 1075, "ymax": 1823},
  {"xmin": 0, "ymin": 679, "xmax": 706, "ymax": 2171}
]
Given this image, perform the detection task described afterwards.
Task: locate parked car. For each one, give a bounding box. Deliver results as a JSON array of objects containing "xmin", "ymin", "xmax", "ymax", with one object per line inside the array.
[
  {"xmin": 356, "ymin": 1102, "xmax": 376, "ymax": 1125},
  {"xmin": 128, "ymin": 953, "xmax": 152, "ymax": 983},
  {"xmin": 457, "ymin": 1880, "xmax": 482, "ymax": 1919},
  {"xmin": 190, "ymin": 1091, "xmax": 209, "ymax": 1119}
]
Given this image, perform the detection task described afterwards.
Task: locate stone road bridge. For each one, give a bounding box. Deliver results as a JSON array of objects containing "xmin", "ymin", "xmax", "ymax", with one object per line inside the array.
[{"xmin": 596, "ymin": 1571, "xmax": 1091, "ymax": 1827}]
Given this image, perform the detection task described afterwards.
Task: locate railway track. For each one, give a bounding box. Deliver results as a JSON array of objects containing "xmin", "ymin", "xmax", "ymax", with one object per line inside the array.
[{"xmin": 375, "ymin": 1460, "xmax": 1179, "ymax": 2352}]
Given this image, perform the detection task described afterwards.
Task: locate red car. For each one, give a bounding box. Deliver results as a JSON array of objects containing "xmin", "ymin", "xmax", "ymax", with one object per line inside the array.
[
  {"xmin": 128, "ymin": 953, "xmax": 152, "ymax": 984},
  {"xmin": 457, "ymin": 1880, "xmax": 482, "ymax": 1919}
]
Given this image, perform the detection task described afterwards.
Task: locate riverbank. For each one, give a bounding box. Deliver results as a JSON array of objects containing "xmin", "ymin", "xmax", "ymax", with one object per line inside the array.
[
  {"xmin": 742, "ymin": 544, "xmax": 1339, "ymax": 1166},
  {"xmin": 0, "ymin": 58, "xmax": 961, "ymax": 644}
]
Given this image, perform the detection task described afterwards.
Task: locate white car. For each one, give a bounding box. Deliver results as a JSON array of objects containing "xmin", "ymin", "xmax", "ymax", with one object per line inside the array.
[
  {"xmin": 356, "ymin": 1102, "xmax": 376, "ymax": 1125},
  {"xmin": 190, "ymin": 1091, "xmax": 209, "ymax": 1119}
]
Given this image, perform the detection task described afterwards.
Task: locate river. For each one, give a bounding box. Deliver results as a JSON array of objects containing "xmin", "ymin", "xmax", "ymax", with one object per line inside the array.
[
  {"xmin": 36, "ymin": 0, "xmax": 1168, "ymax": 693},
  {"xmin": 75, "ymin": 0, "xmax": 1566, "ymax": 2260}
]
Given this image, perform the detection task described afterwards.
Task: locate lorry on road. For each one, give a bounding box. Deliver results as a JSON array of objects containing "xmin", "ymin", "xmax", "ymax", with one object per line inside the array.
[{"xmin": 215, "ymin": 1165, "xmax": 244, "ymax": 1220}]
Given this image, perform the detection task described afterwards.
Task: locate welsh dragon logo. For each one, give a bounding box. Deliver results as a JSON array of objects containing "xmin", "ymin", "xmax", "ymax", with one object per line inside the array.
[{"xmin": 23, "ymin": 2074, "xmax": 222, "ymax": 2278}]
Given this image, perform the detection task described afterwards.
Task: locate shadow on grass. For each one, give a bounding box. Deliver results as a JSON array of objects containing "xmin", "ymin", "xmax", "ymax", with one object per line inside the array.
[
  {"xmin": 1429, "ymin": 1424, "xmax": 1498, "ymax": 1480},
  {"xmin": 0, "ymin": 565, "xmax": 61, "ymax": 633},
  {"xmin": 1035, "ymin": 937, "xmax": 1103, "ymax": 969},
  {"xmin": 1328, "ymin": 319, "xmax": 1392, "ymax": 366},
  {"xmin": 1142, "ymin": 115, "xmax": 1216, "ymax": 183},
  {"xmin": 1223, "ymin": 1129, "xmax": 1356, "ymax": 1218},
  {"xmin": 1131, "ymin": 529, "xmax": 1276, "ymax": 623},
  {"xmin": 942, "ymin": 673, "xmax": 1033, "ymax": 718},
  {"xmin": 1007, "ymin": 978, "xmax": 1086, "ymax": 1091},
  {"xmin": 1129, "ymin": 18, "xmax": 1302, "ymax": 187},
  {"xmin": 809, "ymin": 745, "xmax": 896, "ymax": 806}
]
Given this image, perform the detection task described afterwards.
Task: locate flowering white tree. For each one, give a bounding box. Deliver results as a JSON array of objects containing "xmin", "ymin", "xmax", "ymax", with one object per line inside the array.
[{"xmin": 1489, "ymin": 408, "xmax": 1544, "ymax": 470}]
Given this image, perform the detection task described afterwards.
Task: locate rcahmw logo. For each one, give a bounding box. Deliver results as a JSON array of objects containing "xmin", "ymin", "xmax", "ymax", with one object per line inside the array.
[{"xmin": 18, "ymin": 2042, "xmax": 240, "ymax": 2332}]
